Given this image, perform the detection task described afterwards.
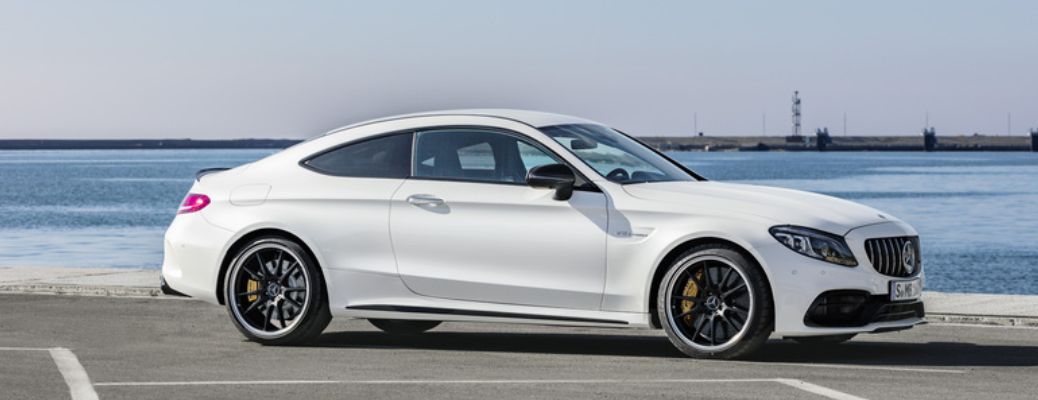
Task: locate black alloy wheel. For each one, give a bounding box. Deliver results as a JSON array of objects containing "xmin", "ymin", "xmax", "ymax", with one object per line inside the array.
[
  {"xmin": 225, "ymin": 237, "xmax": 330, "ymax": 345},
  {"xmin": 657, "ymin": 244, "xmax": 773, "ymax": 359}
]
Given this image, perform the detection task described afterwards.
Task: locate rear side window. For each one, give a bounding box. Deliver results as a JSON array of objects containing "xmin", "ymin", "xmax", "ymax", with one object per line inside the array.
[{"xmin": 303, "ymin": 133, "xmax": 413, "ymax": 178}]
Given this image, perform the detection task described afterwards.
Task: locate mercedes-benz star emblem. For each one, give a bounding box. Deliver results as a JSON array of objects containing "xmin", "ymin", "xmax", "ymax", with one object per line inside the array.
[
  {"xmin": 901, "ymin": 241, "xmax": 917, "ymax": 274},
  {"xmin": 705, "ymin": 296, "xmax": 721, "ymax": 311}
]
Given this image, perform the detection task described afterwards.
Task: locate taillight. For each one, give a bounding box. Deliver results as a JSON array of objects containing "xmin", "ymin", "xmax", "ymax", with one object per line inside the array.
[{"xmin": 178, "ymin": 193, "xmax": 211, "ymax": 214}]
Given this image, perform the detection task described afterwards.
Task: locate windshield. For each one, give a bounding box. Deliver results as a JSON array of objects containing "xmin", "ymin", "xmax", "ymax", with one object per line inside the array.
[{"xmin": 540, "ymin": 124, "xmax": 695, "ymax": 184}]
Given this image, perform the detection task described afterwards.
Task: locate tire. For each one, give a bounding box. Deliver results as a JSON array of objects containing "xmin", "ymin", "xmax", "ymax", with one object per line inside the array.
[
  {"xmin": 224, "ymin": 236, "xmax": 331, "ymax": 345},
  {"xmin": 656, "ymin": 244, "xmax": 773, "ymax": 359},
  {"xmin": 368, "ymin": 319, "xmax": 442, "ymax": 335},
  {"xmin": 790, "ymin": 334, "xmax": 856, "ymax": 345}
]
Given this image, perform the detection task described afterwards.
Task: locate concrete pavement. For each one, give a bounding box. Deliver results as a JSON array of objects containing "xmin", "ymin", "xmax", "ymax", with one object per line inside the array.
[
  {"xmin": 2, "ymin": 294, "xmax": 1037, "ymax": 400},
  {"xmin": 0, "ymin": 267, "xmax": 159, "ymax": 297}
]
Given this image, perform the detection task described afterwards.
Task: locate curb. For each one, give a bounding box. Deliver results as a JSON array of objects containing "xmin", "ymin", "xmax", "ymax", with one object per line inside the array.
[
  {"xmin": 0, "ymin": 284, "xmax": 164, "ymax": 298},
  {"xmin": 926, "ymin": 313, "xmax": 1038, "ymax": 328}
]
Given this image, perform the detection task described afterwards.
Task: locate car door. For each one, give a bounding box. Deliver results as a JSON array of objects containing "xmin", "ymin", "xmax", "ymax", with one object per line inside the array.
[{"xmin": 390, "ymin": 127, "xmax": 609, "ymax": 310}]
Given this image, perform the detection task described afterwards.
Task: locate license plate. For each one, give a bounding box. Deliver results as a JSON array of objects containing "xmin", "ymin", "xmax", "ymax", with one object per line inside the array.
[{"xmin": 890, "ymin": 278, "xmax": 922, "ymax": 301}]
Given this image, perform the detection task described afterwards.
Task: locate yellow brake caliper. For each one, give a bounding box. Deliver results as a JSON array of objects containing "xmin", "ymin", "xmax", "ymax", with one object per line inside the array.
[
  {"xmin": 247, "ymin": 279, "xmax": 259, "ymax": 302},
  {"xmin": 680, "ymin": 271, "xmax": 701, "ymax": 324}
]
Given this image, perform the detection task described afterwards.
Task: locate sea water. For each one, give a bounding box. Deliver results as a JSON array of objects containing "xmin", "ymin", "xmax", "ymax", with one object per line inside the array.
[{"xmin": 1, "ymin": 149, "xmax": 1035, "ymax": 294}]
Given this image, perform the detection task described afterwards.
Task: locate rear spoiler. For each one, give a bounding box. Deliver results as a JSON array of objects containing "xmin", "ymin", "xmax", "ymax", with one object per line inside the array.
[{"xmin": 196, "ymin": 167, "xmax": 230, "ymax": 181}]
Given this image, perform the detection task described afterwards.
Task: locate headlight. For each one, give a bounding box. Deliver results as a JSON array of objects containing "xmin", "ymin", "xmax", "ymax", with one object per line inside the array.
[{"xmin": 769, "ymin": 225, "xmax": 858, "ymax": 267}]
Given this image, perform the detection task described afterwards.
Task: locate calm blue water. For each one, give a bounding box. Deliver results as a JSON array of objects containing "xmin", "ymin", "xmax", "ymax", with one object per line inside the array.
[{"xmin": 1, "ymin": 150, "xmax": 1035, "ymax": 295}]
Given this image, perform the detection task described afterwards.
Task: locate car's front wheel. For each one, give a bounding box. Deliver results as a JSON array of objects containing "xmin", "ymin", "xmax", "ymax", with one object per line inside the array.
[
  {"xmin": 657, "ymin": 244, "xmax": 773, "ymax": 359},
  {"xmin": 224, "ymin": 236, "xmax": 331, "ymax": 345}
]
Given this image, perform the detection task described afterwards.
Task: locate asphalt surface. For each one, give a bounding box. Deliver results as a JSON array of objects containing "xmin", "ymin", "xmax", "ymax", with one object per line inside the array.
[{"xmin": 1, "ymin": 294, "xmax": 1037, "ymax": 400}]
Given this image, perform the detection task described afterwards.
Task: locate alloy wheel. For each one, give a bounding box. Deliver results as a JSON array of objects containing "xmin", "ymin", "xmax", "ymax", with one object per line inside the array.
[
  {"xmin": 664, "ymin": 255, "xmax": 755, "ymax": 352},
  {"xmin": 227, "ymin": 243, "xmax": 312, "ymax": 339}
]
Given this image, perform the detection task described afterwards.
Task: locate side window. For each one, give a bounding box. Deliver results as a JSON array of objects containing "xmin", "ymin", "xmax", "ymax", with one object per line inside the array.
[
  {"xmin": 457, "ymin": 142, "xmax": 496, "ymax": 171},
  {"xmin": 303, "ymin": 133, "xmax": 412, "ymax": 178},
  {"xmin": 516, "ymin": 141, "xmax": 558, "ymax": 174},
  {"xmin": 414, "ymin": 129, "xmax": 562, "ymax": 184}
]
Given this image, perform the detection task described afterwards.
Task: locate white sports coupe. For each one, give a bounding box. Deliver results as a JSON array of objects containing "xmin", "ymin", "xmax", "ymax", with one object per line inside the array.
[{"xmin": 161, "ymin": 109, "xmax": 924, "ymax": 359}]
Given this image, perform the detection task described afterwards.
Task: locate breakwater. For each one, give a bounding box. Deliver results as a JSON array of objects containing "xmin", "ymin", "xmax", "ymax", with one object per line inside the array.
[
  {"xmin": 642, "ymin": 135, "xmax": 1033, "ymax": 152},
  {"xmin": 0, "ymin": 139, "xmax": 300, "ymax": 150}
]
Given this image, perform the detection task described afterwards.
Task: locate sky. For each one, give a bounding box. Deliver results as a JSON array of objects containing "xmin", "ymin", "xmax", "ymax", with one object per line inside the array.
[{"xmin": 1, "ymin": 1, "xmax": 1036, "ymax": 138}]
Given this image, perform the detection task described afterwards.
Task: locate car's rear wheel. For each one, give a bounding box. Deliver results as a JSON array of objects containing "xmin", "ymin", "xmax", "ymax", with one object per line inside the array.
[
  {"xmin": 657, "ymin": 244, "xmax": 773, "ymax": 359},
  {"xmin": 368, "ymin": 319, "xmax": 442, "ymax": 334},
  {"xmin": 790, "ymin": 334, "xmax": 856, "ymax": 345},
  {"xmin": 224, "ymin": 236, "xmax": 330, "ymax": 345}
]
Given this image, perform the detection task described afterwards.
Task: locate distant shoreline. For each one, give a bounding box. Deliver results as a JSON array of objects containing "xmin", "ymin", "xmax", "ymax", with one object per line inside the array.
[
  {"xmin": 0, "ymin": 135, "xmax": 1034, "ymax": 151},
  {"xmin": 640, "ymin": 135, "xmax": 1035, "ymax": 152},
  {"xmin": 0, "ymin": 139, "xmax": 302, "ymax": 150}
]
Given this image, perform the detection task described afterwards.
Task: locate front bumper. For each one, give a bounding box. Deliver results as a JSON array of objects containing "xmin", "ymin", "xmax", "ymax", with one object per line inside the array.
[
  {"xmin": 804, "ymin": 290, "xmax": 924, "ymax": 328},
  {"xmin": 762, "ymin": 220, "xmax": 925, "ymax": 336}
]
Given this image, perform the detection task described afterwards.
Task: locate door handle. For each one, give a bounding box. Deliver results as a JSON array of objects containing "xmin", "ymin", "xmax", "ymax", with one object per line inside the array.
[{"xmin": 406, "ymin": 194, "xmax": 445, "ymax": 207}]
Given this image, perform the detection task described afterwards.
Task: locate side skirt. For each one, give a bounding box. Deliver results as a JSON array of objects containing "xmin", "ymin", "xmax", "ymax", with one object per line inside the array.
[{"xmin": 346, "ymin": 305, "xmax": 629, "ymax": 326}]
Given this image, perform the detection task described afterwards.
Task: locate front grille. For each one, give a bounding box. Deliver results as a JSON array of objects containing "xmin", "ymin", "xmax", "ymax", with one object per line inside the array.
[{"xmin": 864, "ymin": 236, "xmax": 921, "ymax": 277}]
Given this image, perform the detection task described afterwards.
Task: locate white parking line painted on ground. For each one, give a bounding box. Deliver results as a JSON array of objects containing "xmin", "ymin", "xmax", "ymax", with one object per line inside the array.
[
  {"xmin": 96, "ymin": 379, "xmax": 341, "ymax": 386},
  {"xmin": 95, "ymin": 378, "xmax": 778, "ymax": 386},
  {"xmin": 733, "ymin": 361, "xmax": 966, "ymax": 374},
  {"xmin": 94, "ymin": 378, "xmax": 869, "ymax": 399},
  {"xmin": 775, "ymin": 379, "xmax": 869, "ymax": 400},
  {"xmin": 0, "ymin": 346, "xmax": 99, "ymax": 400},
  {"xmin": 49, "ymin": 347, "xmax": 100, "ymax": 400}
]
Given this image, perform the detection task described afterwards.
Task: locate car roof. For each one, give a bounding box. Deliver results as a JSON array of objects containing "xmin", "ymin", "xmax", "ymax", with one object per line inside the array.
[{"xmin": 325, "ymin": 109, "xmax": 598, "ymax": 135}]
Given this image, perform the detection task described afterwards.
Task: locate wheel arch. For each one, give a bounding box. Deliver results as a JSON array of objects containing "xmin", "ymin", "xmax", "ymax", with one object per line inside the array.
[
  {"xmin": 216, "ymin": 227, "xmax": 326, "ymax": 305},
  {"xmin": 646, "ymin": 236, "xmax": 774, "ymax": 329}
]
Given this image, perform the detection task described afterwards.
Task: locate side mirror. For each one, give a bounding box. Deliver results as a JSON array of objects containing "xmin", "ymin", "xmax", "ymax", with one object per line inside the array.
[{"xmin": 526, "ymin": 163, "xmax": 576, "ymax": 201}]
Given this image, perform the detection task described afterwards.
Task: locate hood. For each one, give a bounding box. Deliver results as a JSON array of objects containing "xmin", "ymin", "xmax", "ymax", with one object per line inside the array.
[{"xmin": 622, "ymin": 181, "xmax": 892, "ymax": 235}]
